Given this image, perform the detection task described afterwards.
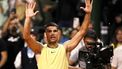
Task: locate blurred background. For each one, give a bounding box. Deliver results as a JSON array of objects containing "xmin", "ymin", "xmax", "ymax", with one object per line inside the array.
[{"xmin": 0, "ymin": 0, "xmax": 122, "ymax": 45}]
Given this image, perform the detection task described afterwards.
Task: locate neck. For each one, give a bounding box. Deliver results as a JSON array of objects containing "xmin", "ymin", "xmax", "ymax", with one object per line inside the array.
[{"xmin": 47, "ymin": 43, "xmax": 58, "ymax": 48}]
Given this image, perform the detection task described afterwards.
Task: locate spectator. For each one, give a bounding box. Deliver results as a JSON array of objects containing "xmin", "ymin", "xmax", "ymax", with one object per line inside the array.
[
  {"xmin": 69, "ymin": 29, "xmax": 105, "ymax": 69},
  {"xmin": 109, "ymin": 13, "xmax": 122, "ymax": 42},
  {"xmin": 111, "ymin": 26, "xmax": 122, "ymax": 69},
  {"xmin": 14, "ymin": 29, "xmax": 38, "ymax": 69},
  {"xmin": 1, "ymin": 11, "xmax": 24, "ymax": 69},
  {"xmin": 69, "ymin": 30, "xmax": 99, "ymax": 69},
  {"xmin": 69, "ymin": 23, "xmax": 101, "ymax": 67}
]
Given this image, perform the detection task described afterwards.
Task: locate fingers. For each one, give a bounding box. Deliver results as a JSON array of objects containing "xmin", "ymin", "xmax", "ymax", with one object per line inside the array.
[
  {"xmin": 91, "ymin": 0, "xmax": 93, "ymax": 5},
  {"xmin": 80, "ymin": 7, "xmax": 85, "ymax": 11},
  {"xmin": 86, "ymin": 0, "xmax": 91, "ymax": 8},
  {"xmin": 85, "ymin": 0, "xmax": 93, "ymax": 6},
  {"xmin": 81, "ymin": 0, "xmax": 93, "ymax": 9},
  {"xmin": 85, "ymin": 0, "xmax": 90, "ymax": 6},
  {"xmin": 26, "ymin": 2, "xmax": 36, "ymax": 9},
  {"xmin": 25, "ymin": 1, "xmax": 39, "ymax": 17},
  {"xmin": 32, "ymin": 2, "xmax": 36, "ymax": 10},
  {"xmin": 90, "ymin": 0, "xmax": 93, "ymax": 9},
  {"xmin": 34, "ymin": 11, "xmax": 39, "ymax": 15}
]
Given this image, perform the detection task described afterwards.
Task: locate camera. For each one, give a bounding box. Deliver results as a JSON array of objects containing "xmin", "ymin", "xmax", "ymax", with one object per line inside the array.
[{"xmin": 78, "ymin": 42, "xmax": 113, "ymax": 69}]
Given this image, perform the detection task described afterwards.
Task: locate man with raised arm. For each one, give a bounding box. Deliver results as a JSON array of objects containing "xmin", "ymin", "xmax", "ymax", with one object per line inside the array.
[{"xmin": 23, "ymin": 0, "xmax": 93, "ymax": 69}]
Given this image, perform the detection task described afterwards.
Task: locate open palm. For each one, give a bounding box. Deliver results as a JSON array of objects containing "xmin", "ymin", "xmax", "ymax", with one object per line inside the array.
[{"xmin": 26, "ymin": 2, "xmax": 39, "ymax": 18}]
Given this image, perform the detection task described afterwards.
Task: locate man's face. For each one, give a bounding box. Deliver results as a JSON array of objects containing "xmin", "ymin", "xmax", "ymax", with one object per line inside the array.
[
  {"xmin": 116, "ymin": 30, "xmax": 122, "ymax": 43},
  {"xmin": 45, "ymin": 26, "xmax": 60, "ymax": 43},
  {"xmin": 9, "ymin": 18, "xmax": 18, "ymax": 29},
  {"xmin": 84, "ymin": 37, "xmax": 96, "ymax": 50},
  {"xmin": 8, "ymin": 19, "xmax": 18, "ymax": 36}
]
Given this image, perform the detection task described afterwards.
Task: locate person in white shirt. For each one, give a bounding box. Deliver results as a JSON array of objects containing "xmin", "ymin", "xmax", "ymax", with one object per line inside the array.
[
  {"xmin": 14, "ymin": 30, "xmax": 38, "ymax": 69},
  {"xmin": 111, "ymin": 26, "xmax": 122, "ymax": 69}
]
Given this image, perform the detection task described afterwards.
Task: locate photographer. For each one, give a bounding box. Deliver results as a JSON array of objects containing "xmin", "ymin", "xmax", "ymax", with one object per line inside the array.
[
  {"xmin": 1, "ymin": 10, "xmax": 24, "ymax": 69},
  {"xmin": 69, "ymin": 29, "xmax": 112, "ymax": 69},
  {"xmin": 69, "ymin": 29, "xmax": 98, "ymax": 69},
  {"xmin": 111, "ymin": 26, "xmax": 122, "ymax": 69}
]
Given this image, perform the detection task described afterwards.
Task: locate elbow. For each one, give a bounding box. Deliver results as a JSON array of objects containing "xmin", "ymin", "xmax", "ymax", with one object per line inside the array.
[{"xmin": 34, "ymin": 49, "xmax": 41, "ymax": 54}]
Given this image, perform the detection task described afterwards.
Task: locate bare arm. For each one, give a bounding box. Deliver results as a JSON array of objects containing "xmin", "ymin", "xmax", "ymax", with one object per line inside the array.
[
  {"xmin": 64, "ymin": 0, "xmax": 93, "ymax": 52},
  {"xmin": 23, "ymin": 2, "xmax": 42, "ymax": 54},
  {"xmin": 0, "ymin": 51, "xmax": 7, "ymax": 68},
  {"xmin": 2, "ymin": 15, "xmax": 12, "ymax": 34}
]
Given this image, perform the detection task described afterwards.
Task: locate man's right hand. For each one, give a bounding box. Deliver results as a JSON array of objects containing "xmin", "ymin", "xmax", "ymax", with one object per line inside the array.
[{"xmin": 25, "ymin": 2, "xmax": 39, "ymax": 18}]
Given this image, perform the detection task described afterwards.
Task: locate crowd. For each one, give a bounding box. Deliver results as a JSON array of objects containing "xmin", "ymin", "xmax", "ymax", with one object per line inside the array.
[{"xmin": 0, "ymin": 0, "xmax": 122, "ymax": 69}]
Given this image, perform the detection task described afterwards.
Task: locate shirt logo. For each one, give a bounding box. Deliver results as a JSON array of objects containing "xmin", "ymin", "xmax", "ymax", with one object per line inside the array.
[{"xmin": 51, "ymin": 51, "xmax": 55, "ymax": 53}]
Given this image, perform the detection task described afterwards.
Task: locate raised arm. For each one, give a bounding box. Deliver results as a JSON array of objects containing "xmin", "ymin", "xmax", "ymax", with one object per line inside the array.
[
  {"xmin": 23, "ymin": 2, "xmax": 42, "ymax": 54},
  {"xmin": 64, "ymin": 0, "xmax": 93, "ymax": 52},
  {"xmin": 2, "ymin": 12, "xmax": 15, "ymax": 34}
]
